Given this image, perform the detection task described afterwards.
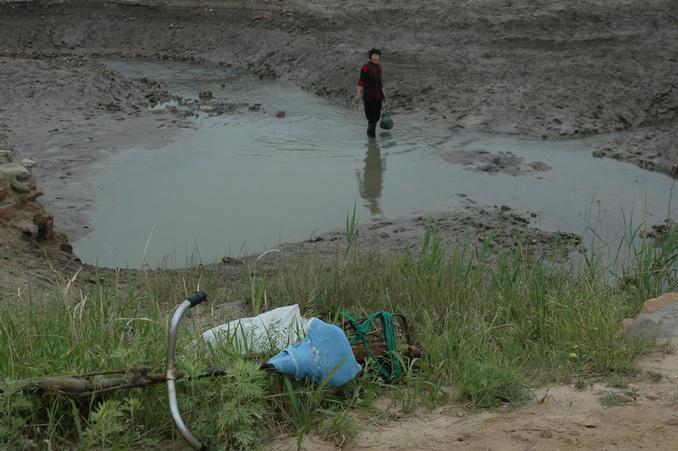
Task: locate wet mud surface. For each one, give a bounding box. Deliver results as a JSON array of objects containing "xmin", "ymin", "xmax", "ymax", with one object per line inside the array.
[
  {"xmin": 0, "ymin": 0, "xmax": 677, "ymax": 170},
  {"xmin": 1, "ymin": 0, "xmax": 677, "ymax": 290},
  {"xmin": 440, "ymin": 149, "xmax": 552, "ymax": 176}
]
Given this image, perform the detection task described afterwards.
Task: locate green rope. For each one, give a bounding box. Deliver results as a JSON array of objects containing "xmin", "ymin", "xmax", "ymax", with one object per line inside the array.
[{"xmin": 340, "ymin": 311, "xmax": 403, "ymax": 381}]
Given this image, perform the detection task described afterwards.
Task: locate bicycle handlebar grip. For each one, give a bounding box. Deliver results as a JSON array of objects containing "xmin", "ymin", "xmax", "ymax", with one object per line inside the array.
[{"xmin": 187, "ymin": 291, "xmax": 208, "ymax": 308}]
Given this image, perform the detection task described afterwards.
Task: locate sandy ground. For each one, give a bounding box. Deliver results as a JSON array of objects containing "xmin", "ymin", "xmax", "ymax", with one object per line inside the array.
[{"xmin": 270, "ymin": 343, "xmax": 678, "ymax": 451}]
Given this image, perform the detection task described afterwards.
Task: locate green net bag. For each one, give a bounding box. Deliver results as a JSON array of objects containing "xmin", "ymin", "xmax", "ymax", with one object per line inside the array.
[{"xmin": 379, "ymin": 107, "xmax": 394, "ymax": 130}]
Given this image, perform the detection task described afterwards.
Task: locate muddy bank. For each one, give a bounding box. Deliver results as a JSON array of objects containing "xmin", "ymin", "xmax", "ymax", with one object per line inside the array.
[
  {"xmin": 279, "ymin": 205, "xmax": 579, "ymax": 260},
  {"xmin": 0, "ymin": 56, "xmax": 190, "ymax": 239},
  {"xmin": 593, "ymin": 126, "xmax": 678, "ymax": 176},
  {"xmin": 0, "ymin": 148, "xmax": 77, "ymax": 293},
  {"xmin": 0, "ymin": 55, "xmax": 260, "ymax": 240},
  {"xmin": 1, "ymin": 0, "xmax": 677, "ymax": 176}
]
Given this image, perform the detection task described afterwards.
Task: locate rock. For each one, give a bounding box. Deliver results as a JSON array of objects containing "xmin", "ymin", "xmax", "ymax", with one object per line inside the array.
[
  {"xmin": 641, "ymin": 292, "xmax": 678, "ymax": 314},
  {"xmin": 60, "ymin": 243, "xmax": 73, "ymax": 254},
  {"xmin": 19, "ymin": 222, "xmax": 38, "ymax": 237},
  {"xmin": 539, "ymin": 430, "xmax": 553, "ymax": 439},
  {"xmin": 500, "ymin": 205, "xmax": 511, "ymax": 211},
  {"xmin": 624, "ymin": 297, "xmax": 678, "ymax": 341},
  {"xmin": 592, "ymin": 149, "xmax": 606, "ymax": 158},
  {"xmin": 9, "ymin": 178, "xmax": 31, "ymax": 194},
  {"xmin": 620, "ymin": 317, "xmax": 633, "ymax": 335},
  {"xmin": 276, "ymin": 111, "xmax": 286, "ymax": 118},
  {"xmin": 34, "ymin": 214, "xmax": 53, "ymax": 241},
  {"xmin": 0, "ymin": 163, "xmax": 31, "ymax": 180},
  {"xmin": 198, "ymin": 90, "xmax": 213, "ymax": 100}
]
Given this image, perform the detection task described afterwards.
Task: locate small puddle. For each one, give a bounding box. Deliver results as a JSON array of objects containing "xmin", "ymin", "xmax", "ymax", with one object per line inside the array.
[{"xmin": 73, "ymin": 60, "xmax": 677, "ymax": 267}]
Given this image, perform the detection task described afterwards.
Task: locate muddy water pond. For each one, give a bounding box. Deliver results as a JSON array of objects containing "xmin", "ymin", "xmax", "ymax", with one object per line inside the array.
[{"xmin": 73, "ymin": 60, "xmax": 677, "ymax": 268}]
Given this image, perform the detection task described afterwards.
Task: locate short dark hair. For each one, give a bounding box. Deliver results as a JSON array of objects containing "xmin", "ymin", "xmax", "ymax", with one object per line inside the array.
[{"xmin": 368, "ymin": 48, "xmax": 381, "ymax": 58}]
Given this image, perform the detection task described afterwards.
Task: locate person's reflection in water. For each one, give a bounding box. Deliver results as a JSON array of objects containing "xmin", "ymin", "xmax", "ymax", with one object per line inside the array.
[{"xmin": 356, "ymin": 139, "xmax": 386, "ymax": 215}]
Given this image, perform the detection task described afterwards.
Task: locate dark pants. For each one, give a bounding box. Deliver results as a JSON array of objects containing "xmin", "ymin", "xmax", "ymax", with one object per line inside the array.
[
  {"xmin": 364, "ymin": 100, "xmax": 382, "ymax": 123},
  {"xmin": 364, "ymin": 100, "xmax": 382, "ymax": 137}
]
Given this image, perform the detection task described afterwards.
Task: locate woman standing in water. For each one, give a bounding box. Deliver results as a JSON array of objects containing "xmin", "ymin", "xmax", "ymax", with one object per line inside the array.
[{"xmin": 356, "ymin": 48, "xmax": 386, "ymax": 138}]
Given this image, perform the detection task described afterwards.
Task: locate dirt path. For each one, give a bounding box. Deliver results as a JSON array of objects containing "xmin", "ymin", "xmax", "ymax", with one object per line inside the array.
[{"xmin": 271, "ymin": 344, "xmax": 678, "ymax": 450}]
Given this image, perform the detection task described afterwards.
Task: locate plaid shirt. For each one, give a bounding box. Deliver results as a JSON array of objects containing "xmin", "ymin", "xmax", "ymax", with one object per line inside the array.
[{"xmin": 358, "ymin": 62, "xmax": 384, "ymax": 101}]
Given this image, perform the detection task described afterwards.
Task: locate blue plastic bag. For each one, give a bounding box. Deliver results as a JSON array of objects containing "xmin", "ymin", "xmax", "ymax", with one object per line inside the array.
[{"xmin": 267, "ymin": 319, "xmax": 361, "ymax": 388}]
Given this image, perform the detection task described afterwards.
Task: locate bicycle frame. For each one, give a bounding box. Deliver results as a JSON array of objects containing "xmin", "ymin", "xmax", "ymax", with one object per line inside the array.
[{"xmin": 7, "ymin": 291, "xmax": 420, "ymax": 450}]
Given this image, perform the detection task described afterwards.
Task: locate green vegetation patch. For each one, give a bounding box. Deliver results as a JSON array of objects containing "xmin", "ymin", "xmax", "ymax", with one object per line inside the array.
[{"xmin": 2, "ymin": 224, "xmax": 676, "ymax": 449}]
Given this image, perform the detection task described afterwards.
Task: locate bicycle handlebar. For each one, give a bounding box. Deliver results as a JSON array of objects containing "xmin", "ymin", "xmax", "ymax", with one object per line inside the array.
[
  {"xmin": 187, "ymin": 291, "xmax": 208, "ymax": 307},
  {"xmin": 166, "ymin": 292, "xmax": 209, "ymax": 451}
]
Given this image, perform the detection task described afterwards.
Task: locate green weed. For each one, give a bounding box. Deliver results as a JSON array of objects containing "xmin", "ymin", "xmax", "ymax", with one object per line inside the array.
[{"xmin": 345, "ymin": 201, "xmax": 359, "ymax": 255}]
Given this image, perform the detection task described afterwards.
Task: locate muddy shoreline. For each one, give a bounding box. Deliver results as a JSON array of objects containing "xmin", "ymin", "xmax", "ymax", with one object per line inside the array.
[
  {"xmin": 1, "ymin": 0, "xmax": 677, "ymax": 291},
  {"xmin": 2, "ymin": 1, "xmax": 678, "ymax": 168}
]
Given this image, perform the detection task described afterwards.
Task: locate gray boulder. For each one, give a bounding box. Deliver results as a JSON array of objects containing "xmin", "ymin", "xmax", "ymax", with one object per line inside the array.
[{"xmin": 624, "ymin": 301, "xmax": 678, "ymax": 341}]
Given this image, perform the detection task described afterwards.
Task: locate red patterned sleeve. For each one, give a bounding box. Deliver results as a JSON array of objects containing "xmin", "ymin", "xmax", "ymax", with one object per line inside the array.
[{"xmin": 358, "ymin": 64, "xmax": 368, "ymax": 86}]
